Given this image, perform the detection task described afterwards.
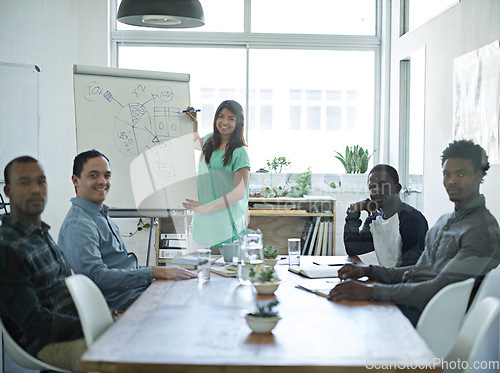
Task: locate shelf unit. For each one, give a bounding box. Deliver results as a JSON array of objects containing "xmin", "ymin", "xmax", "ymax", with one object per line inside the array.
[
  {"xmin": 247, "ymin": 197, "xmax": 336, "ymax": 255},
  {"xmin": 155, "ymin": 212, "xmax": 190, "ymax": 265}
]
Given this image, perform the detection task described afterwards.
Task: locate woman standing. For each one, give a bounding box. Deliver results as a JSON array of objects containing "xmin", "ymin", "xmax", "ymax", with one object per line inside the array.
[{"xmin": 183, "ymin": 100, "xmax": 250, "ymax": 248}]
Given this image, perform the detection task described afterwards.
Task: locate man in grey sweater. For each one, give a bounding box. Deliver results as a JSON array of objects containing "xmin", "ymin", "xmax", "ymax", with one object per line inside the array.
[{"xmin": 328, "ymin": 140, "xmax": 500, "ymax": 326}]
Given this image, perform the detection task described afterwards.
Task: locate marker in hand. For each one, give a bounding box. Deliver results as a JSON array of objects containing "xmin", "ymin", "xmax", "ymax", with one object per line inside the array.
[{"xmin": 182, "ymin": 109, "xmax": 201, "ymax": 113}]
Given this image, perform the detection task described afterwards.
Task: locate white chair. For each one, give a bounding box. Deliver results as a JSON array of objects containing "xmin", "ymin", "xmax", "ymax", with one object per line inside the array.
[
  {"xmin": 65, "ymin": 274, "xmax": 114, "ymax": 347},
  {"xmin": 444, "ymin": 297, "xmax": 500, "ymax": 373},
  {"xmin": 468, "ymin": 264, "xmax": 500, "ymax": 311},
  {"xmin": 0, "ymin": 316, "xmax": 71, "ymax": 372},
  {"xmin": 416, "ymin": 278, "xmax": 475, "ymax": 359}
]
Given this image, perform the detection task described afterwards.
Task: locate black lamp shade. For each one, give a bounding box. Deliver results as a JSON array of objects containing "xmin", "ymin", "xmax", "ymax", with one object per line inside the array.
[{"xmin": 117, "ymin": 0, "xmax": 205, "ymax": 28}]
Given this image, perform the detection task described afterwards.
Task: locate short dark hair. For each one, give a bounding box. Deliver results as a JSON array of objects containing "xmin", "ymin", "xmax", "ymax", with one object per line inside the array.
[
  {"xmin": 441, "ymin": 139, "xmax": 489, "ymax": 176},
  {"xmin": 369, "ymin": 164, "xmax": 400, "ymax": 185},
  {"xmin": 4, "ymin": 156, "xmax": 39, "ymax": 185},
  {"xmin": 73, "ymin": 150, "xmax": 109, "ymax": 178}
]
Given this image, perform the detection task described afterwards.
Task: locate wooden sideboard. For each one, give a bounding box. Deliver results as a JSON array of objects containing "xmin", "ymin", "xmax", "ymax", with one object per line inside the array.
[{"xmin": 247, "ymin": 197, "xmax": 336, "ymax": 255}]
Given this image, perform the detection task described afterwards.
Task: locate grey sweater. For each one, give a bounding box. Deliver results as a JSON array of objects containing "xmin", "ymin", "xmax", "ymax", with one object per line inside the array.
[{"xmin": 372, "ymin": 195, "xmax": 500, "ymax": 313}]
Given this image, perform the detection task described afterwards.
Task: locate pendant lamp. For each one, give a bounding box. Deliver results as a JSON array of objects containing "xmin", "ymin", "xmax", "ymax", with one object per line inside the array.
[{"xmin": 117, "ymin": 0, "xmax": 205, "ymax": 28}]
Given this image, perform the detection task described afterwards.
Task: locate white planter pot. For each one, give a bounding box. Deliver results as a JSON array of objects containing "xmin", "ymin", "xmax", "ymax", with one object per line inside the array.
[
  {"xmin": 340, "ymin": 174, "xmax": 368, "ymax": 192},
  {"xmin": 253, "ymin": 281, "xmax": 280, "ymax": 295},
  {"xmin": 245, "ymin": 315, "xmax": 281, "ymax": 333}
]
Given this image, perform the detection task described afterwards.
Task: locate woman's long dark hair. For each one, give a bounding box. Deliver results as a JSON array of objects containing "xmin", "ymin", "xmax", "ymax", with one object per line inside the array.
[{"xmin": 203, "ymin": 100, "xmax": 247, "ymax": 166}]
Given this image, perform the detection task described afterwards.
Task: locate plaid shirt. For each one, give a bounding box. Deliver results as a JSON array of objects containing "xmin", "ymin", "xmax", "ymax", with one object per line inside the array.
[{"xmin": 0, "ymin": 214, "xmax": 83, "ymax": 356}]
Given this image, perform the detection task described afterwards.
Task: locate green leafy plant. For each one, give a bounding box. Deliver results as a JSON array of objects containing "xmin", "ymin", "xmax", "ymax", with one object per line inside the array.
[
  {"xmin": 263, "ymin": 245, "xmax": 279, "ymax": 259},
  {"xmin": 263, "ymin": 186, "xmax": 289, "ymax": 198},
  {"xmin": 334, "ymin": 145, "xmax": 375, "ymax": 174},
  {"xmin": 295, "ymin": 167, "xmax": 311, "ymax": 197},
  {"xmin": 249, "ymin": 300, "xmax": 280, "ymax": 318},
  {"xmin": 249, "ymin": 265, "xmax": 279, "ymax": 283},
  {"xmin": 266, "ymin": 156, "xmax": 291, "ymax": 173},
  {"xmin": 137, "ymin": 218, "xmax": 151, "ymax": 230}
]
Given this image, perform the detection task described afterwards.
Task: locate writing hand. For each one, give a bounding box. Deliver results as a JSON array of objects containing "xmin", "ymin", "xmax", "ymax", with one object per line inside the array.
[
  {"xmin": 327, "ymin": 280, "xmax": 374, "ymax": 302},
  {"xmin": 337, "ymin": 263, "xmax": 371, "ymax": 280},
  {"xmin": 185, "ymin": 106, "xmax": 198, "ymax": 122}
]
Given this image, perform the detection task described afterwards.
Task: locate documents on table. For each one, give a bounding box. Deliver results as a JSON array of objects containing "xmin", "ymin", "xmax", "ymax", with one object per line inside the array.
[
  {"xmin": 293, "ymin": 278, "xmax": 340, "ymax": 298},
  {"xmin": 288, "ymin": 265, "xmax": 339, "ymax": 278}
]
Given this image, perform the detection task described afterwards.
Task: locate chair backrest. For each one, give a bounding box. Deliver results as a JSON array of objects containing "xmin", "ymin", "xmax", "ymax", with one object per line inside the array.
[
  {"xmin": 444, "ymin": 297, "xmax": 500, "ymax": 373},
  {"xmin": 468, "ymin": 264, "xmax": 500, "ymax": 311},
  {"xmin": 416, "ymin": 278, "xmax": 475, "ymax": 359},
  {"xmin": 65, "ymin": 274, "xmax": 114, "ymax": 347},
  {"xmin": 0, "ymin": 316, "xmax": 71, "ymax": 372}
]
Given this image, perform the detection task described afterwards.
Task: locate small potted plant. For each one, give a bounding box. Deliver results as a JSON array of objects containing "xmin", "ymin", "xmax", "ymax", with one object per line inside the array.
[
  {"xmin": 266, "ymin": 156, "xmax": 291, "ymax": 188},
  {"xmin": 245, "ymin": 300, "xmax": 280, "ymax": 334},
  {"xmin": 263, "ymin": 245, "xmax": 279, "ymax": 267},
  {"xmin": 249, "ymin": 265, "xmax": 280, "ymax": 295}
]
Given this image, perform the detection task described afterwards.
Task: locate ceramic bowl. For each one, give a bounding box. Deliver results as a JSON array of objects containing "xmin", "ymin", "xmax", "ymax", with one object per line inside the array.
[
  {"xmin": 245, "ymin": 315, "xmax": 281, "ymax": 334},
  {"xmin": 253, "ymin": 281, "xmax": 280, "ymax": 295}
]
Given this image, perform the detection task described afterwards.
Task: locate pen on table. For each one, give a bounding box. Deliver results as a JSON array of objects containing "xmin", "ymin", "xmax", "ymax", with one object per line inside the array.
[{"xmin": 182, "ymin": 109, "xmax": 201, "ymax": 113}]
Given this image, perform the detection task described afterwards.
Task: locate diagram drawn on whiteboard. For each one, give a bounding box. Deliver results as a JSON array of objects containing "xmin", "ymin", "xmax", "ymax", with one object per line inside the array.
[{"xmin": 82, "ymin": 81, "xmax": 184, "ymax": 178}]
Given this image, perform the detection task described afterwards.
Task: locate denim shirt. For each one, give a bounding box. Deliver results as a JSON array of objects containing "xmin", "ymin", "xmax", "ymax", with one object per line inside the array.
[
  {"xmin": 372, "ymin": 195, "xmax": 500, "ymax": 311},
  {"xmin": 58, "ymin": 197, "xmax": 153, "ymax": 310},
  {"xmin": 0, "ymin": 215, "xmax": 82, "ymax": 355}
]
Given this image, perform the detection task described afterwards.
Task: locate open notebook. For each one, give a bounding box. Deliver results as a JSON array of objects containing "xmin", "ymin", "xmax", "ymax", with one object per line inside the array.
[
  {"xmin": 288, "ymin": 265, "xmax": 340, "ymax": 278},
  {"xmin": 293, "ymin": 278, "xmax": 340, "ymax": 298}
]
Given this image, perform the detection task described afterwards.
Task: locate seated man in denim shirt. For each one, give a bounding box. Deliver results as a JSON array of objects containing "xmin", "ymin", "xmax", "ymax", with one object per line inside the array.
[
  {"xmin": 0, "ymin": 156, "xmax": 86, "ymax": 372},
  {"xmin": 59, "ymin": 150, "xmax": 196, "ymax": 311},
  {"xmin": 328, "ymin": 140, "xmax": 500, "ymax": 326}
]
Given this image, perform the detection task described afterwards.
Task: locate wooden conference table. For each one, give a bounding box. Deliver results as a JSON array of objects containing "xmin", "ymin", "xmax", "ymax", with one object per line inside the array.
[{"xmin": 80, "ymin": 257, "xmax": 441, "ymax": 372}]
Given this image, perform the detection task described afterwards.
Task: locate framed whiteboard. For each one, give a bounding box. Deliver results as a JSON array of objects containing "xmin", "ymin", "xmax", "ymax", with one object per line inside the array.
[
  {"xmin": 0, "ymin": 62, "xmax": 41, "ymax": 182},
  {"xmin": 73, "ymin": 65, "xmax": 197, "ymax": 213}
]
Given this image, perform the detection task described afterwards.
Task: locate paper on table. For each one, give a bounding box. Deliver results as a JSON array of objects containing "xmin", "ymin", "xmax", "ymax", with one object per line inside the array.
[
  {"xmin": 293, "ymin": 278, "xmax": 340, "ymax": 298},
  {"xmin": 211, "ymin": 266, "xmax": 237, "ymax": 277},
  {"xmin": 288, "ymin": 265, "xmax": 339, "ymax": 278},
  {"xmin": 312, "ymin": 255, "xmax": 352, "ymax": 266}
]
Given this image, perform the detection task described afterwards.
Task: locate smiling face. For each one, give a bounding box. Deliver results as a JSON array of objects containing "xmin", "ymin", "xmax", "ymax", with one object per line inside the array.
[
  {"xmin": 368, "ymin": 170, "xmax": 401, "ymax": 209},
  {"xmin": 4, "ymin": 161, "xmax": 47, "ymax": 226},
  {"xmin": 72, "ymin": 156, "xmax": 111, "ymax": 206},
  {"xmin": 215, "ymin": 107, "xmax": 237, "ymax": 139},
  {"xmin": 442, "ymin": 157, "xmax": 483, "ymax": 210}
]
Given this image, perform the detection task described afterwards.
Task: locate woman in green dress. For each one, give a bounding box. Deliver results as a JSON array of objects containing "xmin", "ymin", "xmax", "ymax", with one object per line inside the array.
[{"xmin": 183, "ymin": 100, "xmax": 250, "ymax": 248}]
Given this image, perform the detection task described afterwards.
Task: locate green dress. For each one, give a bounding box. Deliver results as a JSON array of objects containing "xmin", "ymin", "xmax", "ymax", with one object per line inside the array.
[{"xmin": 192, "ymin": 134, "xmax": 250, "ymax": 247}]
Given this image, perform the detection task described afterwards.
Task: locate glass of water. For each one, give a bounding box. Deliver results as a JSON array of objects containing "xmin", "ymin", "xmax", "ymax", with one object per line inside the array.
[
  {"xmin": 197, "ymin": 248, "xmax": 211, "ymax": 283},
  {"xmin": 237, "ymin": 233, "xmax": 264, "ymax": 285},
  {"xmin": 288, "ymin": 238, "xmax": 301, "ymax": 266}
]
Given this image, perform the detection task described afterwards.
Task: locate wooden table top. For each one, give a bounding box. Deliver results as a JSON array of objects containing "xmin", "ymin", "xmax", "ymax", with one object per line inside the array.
[{"xmin": 80, "ymin": 257, "xmax": 441, "ymax": 372}]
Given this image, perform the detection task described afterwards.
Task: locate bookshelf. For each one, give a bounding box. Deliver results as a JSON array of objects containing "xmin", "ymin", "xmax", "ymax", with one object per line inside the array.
[
  {"xmin": 247, "ymin": 197, "xmax": 336, "ymax": 255},
  {"xmin": 154, "ymin": 196, "xmax": 336, "ymax": 264},
  {"xmin": 155, "ymin": 212, "xmax": 190, "ymax": 265}
]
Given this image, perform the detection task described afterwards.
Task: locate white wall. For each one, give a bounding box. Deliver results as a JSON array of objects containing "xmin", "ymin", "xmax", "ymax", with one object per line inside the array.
[
  {"xmin": 389, "ymin": 0, "xmax": 500, "ymax": 226},
  {"xmin": 389, "ymin": 0, "xmax": 500, "ymax": 367},
  {"xmin": 0, "ymin": 0, "xmax": 108, "ymax": 236}
]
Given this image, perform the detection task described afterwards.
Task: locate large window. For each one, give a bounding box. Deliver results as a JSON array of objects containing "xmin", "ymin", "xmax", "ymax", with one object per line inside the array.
[{"xmin": 112, "ymin": 0, "xmax": 381, "ymax": 173}]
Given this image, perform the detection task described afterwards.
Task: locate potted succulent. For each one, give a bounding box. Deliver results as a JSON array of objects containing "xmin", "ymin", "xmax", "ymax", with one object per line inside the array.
[
  {"xmin": 245, "ymin": 300, "xmax": 280, "ymax": 334},
  {"xmin": 263, "ymin": 245, "xmax": 279, "ymax": 267},
  {"xmin": 334, "ymin": 145, "xmax": 375, "ymax": 192},
  {"xmin": 249, "ymin": 265, "xmax": 280, "ymax": 295}
]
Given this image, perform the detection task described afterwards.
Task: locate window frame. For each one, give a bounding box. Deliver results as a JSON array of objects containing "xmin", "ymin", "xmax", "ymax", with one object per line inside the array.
[{"xmin": 109, "ymin": 0, "xmax": 384, "ymax": 166}]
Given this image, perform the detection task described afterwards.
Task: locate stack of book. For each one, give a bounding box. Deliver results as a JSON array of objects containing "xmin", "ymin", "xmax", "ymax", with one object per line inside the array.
[
  {"xmin": 301, "ymin": 217, "xmax": 333, "ymax": 256},
  {"xmin": 158, "ymin": 233, "xmax": 187, "ymax": 259}
]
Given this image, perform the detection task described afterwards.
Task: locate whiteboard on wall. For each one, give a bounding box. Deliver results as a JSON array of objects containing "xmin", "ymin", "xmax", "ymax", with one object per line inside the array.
[
  {"xmin": 0, "ymin": 62, "xmax": 40, "ymax": 183},
  {"xmin": 73, "ymin": 65, "xmax": 197, "ymax": 214}
]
